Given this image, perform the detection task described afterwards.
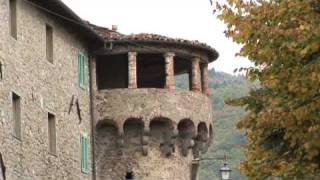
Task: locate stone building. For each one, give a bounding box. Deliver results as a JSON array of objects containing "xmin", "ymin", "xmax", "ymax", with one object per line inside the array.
[{"xmin": 0, "ymin": 0, "xmax": 218, "ymax": 180}]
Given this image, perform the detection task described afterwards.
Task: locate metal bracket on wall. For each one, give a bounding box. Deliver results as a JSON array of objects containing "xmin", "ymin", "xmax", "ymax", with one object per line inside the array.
[
  {"xmin": 76, "ymin": 99, "xmax": 82, "ymax": 124},
  {"xmin": 67, "ymin": 95, "xmax": 82, "ymax": 124}
]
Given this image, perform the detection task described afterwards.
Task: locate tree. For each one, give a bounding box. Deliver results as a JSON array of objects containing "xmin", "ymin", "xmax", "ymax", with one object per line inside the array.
[{"xmin": 215, "ymin": 0, "xmax": 320, "ymax": 179}]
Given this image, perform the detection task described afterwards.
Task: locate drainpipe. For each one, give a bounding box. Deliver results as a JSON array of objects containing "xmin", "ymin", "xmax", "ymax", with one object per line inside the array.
[{"xmin": 88, "ymin": 55, "xmax": 96, "ymax": 180}]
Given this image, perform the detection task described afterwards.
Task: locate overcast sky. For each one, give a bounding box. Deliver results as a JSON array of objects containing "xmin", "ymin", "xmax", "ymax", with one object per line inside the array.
[{"xmin": 61, "ymin": 0, "xmax": 252, "ymax": 74}]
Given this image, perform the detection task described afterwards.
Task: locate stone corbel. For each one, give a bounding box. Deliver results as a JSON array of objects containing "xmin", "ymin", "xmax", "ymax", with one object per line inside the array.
[
  {"xmin": 117, "ymin": 133, "xmax": 124, "ymax": 156},
  {"xmin": 142, "ymin": 127, "xmax": 150, "ymax": 156}
]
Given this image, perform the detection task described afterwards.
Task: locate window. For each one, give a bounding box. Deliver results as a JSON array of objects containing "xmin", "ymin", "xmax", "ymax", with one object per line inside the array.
[
  {"xmin": 80, "ymin": 133, "xmax": 89, "ymax": 173},
  {"xmin": 9, "ymin": 0, "xmax": 17, "ymax": 39},
  {"xmin": 48, "ymin": 113, "xmax": 56, "ymax": 154},
  {"xmin": 46, "ymin": 24, "xmax": 53, "ymax": 63},
  {"xmin": 78, "ymin": 52, "xmax": 86, "ymax": 89},
  {"xmin": 12, "ymin": 92, "xmax": 21, "ymax": 139}
]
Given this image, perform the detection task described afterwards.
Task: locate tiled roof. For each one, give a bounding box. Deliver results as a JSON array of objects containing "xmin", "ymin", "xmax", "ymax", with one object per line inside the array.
[{"xmin": 88, "ymin": 23, "xmax": 218, "ymax": 60}]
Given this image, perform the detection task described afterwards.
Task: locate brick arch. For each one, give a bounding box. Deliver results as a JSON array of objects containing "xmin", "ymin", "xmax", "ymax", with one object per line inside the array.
[
  {"xmin": 123, "ymin": 118, "xmax": 145, "ymax": 129},
  {"xmin": 96, "ymin": 119, "xmax": 119, "ymax": 131},
  {"xmin": 178, "ymin": 119, "xmax": 196, "ymax": 137},
  {"xmin": 149, "ymin": 117, "xmax": 174, "ymax": 130}
]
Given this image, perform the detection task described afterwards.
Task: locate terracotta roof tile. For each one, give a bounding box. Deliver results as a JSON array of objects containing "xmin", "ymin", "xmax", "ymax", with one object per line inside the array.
[{"xmin": 87, "ymin": 23, "xmax": 217, "ymax": 56}]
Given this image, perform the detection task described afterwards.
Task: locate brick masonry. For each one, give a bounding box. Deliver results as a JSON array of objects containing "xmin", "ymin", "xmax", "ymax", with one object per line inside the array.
[
  {"xmin": 191, "ymin": 57, "xmax": 201, "ymax": 92},
  {"xmin": 128, "ymin": 52, "xmax": 137, "ymax": 89},
  {"xmin": 164, "ymin": 52, "xmax": 175, "ymax": 90}
]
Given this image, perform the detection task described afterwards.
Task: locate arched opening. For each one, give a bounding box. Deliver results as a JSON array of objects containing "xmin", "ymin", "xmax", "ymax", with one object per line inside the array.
[
  {"xmin": 123, "ymin": 118, "xmax": 144, "ymax": 154},
  {"xmin": 178, "ymin": 119, "xmax": 195, "ymax": 156},
  {"xmin": 95, "ymin": 119, "xmax": 119, "ymax": 179},
  {"xmin": 150, "ymin": 117, "xmax": 174, "ymax": 157},
  {"xmin": 194, "ymin": 122, "xmax": 209, "ymax": 156}
]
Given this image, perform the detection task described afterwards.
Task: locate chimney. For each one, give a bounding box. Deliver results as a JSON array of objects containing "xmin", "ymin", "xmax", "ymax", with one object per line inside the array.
[{"xmin": 112, "ymin": 25, "xmax": 118, "ymax": 31}]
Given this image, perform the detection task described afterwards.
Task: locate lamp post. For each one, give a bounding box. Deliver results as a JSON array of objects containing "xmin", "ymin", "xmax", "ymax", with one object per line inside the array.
[
  {"xmin": 220, "ymin": 156, "xmax": 232, "ymax": 180},
  {"xmin": 194, "ymin": 154, "xmax": 232, "ymax": 180}
]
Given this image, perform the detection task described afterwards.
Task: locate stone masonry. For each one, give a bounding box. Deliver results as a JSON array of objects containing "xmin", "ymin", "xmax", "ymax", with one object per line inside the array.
[
  {"xmin": 0, "ymin": 0, "xmax": 93, "ymax": 179},
  {"xmin": 0, "ymin": 0, "xmax": 219, "ymax": 180}
]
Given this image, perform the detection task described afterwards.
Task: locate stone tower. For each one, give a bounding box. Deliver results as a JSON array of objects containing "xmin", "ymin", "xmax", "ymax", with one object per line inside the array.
[{"xmin": 89, "ymin": 25, "xmax": 219, "ymax": 180}]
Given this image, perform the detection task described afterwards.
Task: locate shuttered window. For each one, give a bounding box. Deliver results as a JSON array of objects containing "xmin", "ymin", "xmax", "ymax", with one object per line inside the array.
[
  {"xmin": 80, "ymin": 133, "xmax": 89, "ymax": 174},
  {"xmin": 78, "ymin": 52, "xmax": 86, "ymax": 89}
]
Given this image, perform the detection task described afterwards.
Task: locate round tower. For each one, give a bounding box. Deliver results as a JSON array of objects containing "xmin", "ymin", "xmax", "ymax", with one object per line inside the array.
[{"xmin": 89, "ymin": 25, "xmax": 219, "ymax": 180}]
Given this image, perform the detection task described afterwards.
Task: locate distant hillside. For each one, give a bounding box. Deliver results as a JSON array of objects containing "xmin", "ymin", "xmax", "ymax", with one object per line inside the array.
[{"xmin": 176, "ymin": 69, "xmax": 254, "ymax": 180}]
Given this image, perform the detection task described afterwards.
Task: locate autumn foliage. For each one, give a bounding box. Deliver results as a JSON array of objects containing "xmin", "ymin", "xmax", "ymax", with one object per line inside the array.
[{"xmin": 216, "ymin": 0, "xmax": 320, "ymax": 179}]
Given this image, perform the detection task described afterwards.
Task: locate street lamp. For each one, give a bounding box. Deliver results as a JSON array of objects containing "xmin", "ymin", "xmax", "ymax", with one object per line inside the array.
[
  {"xmin": 194, "ymin": 154, "xmax": 232, "ymax": 180},
  {"xmin": 220, "ymin": 163, "xmax": 232, "ymax": 180},
  {"xmin": 219, "ymin": 154, "xmax": 232, "ymax": 180}
]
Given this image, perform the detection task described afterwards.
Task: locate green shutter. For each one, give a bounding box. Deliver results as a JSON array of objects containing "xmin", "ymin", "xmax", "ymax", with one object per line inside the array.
[
  {"xmin": 78, "ymin": 52, "xmax": 86, "ymax": 89},
  {"xmin": 80, "ymin": 133, "xmax": 89, "ymax": 174}
]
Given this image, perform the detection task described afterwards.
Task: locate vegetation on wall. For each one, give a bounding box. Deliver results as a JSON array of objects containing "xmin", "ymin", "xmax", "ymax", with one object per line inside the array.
[{"xmin": 214, "ymin": 0, "xmax": 320, "ymax": 179}]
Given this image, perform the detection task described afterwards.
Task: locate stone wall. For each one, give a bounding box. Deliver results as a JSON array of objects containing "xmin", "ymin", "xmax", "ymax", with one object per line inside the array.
[
  {"xmin": 0, "ymin": 0, "xmax": 92, "ymax": 179},
  {"xmin": 94, "ymin": 89, "xmax": 213, "ymax": 129},
  {"xmin": 93, "ymin": 88, "xmax": 213, "ymax": 180}
]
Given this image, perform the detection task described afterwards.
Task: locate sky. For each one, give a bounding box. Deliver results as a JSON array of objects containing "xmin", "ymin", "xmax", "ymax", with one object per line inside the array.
[{"xmin": 61, "ymin": 0, "xmax": 252, "ymax": 74}]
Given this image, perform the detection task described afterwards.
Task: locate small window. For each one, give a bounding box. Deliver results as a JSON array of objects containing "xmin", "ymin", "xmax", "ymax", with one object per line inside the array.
[
  {"xmin": 12, "ymin": 92, "xmax": 21, "ymax": 139},
  {"xmin": 46, "ymin": 24, "xmax": 53, "ymax": 63},
  {"xmin": 78, "ymin": 52, "xmax": 86, "ymax": 89},
  {"xmin": 80, "ymin": 133, "xmax": 89, "ymax": 173},
  {"xmin": 9, "ymin": 0, "xmax": 17, "ymax": 39},
  {"xmin": 48, "ymin": 113, "xmax": 56, "ymax": 154}
]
